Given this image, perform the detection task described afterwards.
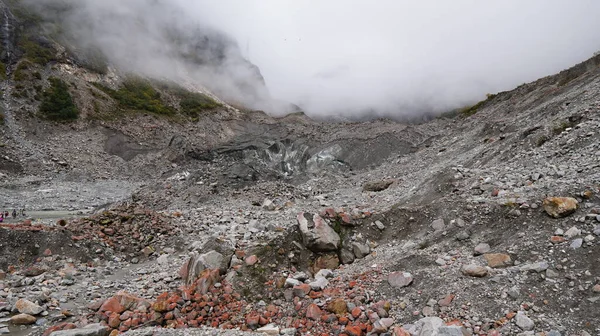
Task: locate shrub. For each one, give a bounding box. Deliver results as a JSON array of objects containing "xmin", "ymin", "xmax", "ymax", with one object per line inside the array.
[
  {"xmin": 178, "ymin": 91, "xmax": 220, "ymax": 118},
  {"xmin": 96, "ymin": 78, "xmax": 174, "ymax": 115},
  {"xmin": 0, "ymin": 62, "xmax": 6, "ymax": 80},
  {"xmin": 19, "ymin": 37, "xmax": 55, "ymax": 65},
  {"xmin": 14, "ymin": 61, "xmax": 31, "ymax": 81},
  {"xmin": 39, "ymin": 77, "xmax": 78, "ymax": 120}
]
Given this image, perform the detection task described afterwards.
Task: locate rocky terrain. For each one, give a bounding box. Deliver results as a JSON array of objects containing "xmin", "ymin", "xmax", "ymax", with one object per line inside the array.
[{"xmin": 1, "ymin": 1, "xmax": 600, "ymax": 336}]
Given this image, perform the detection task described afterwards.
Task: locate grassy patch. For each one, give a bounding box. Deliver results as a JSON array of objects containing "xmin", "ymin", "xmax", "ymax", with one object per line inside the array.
[
  {"xmin": 459, "ymin": 93, "xmax": 497, "ymax": 117},
  {"xmin": 19, "ymin": 37, "xmax": 55, "ymax": 65},
  {"xmin": 177, "ymin": 91, "xmax": 220, "ymax": 118},
  {"xmin": 552, "ymin": 121, "xmax": 574, "ymax": 135},
  {"xmin": 14, "ymin": 61, "xmax": 31, "ymax": 81},
  {"xmin": 39, "ymin": 77, "xmax": 78, "ymax": 121},
  {"xmin": 95, "ymin": 78, "xmax": 175, "ymax": 116}
]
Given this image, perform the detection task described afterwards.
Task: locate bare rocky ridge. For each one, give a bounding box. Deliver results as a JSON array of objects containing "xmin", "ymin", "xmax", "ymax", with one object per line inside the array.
[{"xmin": 0, "ymin": 2, "xmax": 599, "ymax": 336}]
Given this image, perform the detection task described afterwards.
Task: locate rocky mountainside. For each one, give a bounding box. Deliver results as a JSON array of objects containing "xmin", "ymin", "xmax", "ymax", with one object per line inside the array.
[{"xmin": 0, "ymin": 1, "xmax": 600, "ymax": 336}]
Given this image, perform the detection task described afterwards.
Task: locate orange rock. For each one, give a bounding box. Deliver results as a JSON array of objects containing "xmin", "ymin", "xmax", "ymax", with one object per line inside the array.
[
  {"xmin": 550, "ymin": 236, "xmax": 566, "ymax": 243},
  {"xmin": 392, "ymin": 327, "xmax": 411, "ymax": 336},
  {"xmin": 108, "ymin": 312, "xmax": 121, "ymax": 328},
  {"xmin": 343, "ymin": 325, "xmax": 363, "ymax": 336},
  {"xmin": 351, "ymin": 307, "xmax": 362, "ymax": 318},
  {"xmin": 484, "ymin": 253, "xmax": 513, "ymax": 268}
]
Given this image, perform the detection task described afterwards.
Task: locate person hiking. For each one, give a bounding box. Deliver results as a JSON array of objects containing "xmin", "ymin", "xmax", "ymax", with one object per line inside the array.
[
  {"xmin": 0, "ymin": 213, "xmax": 3, "ymax": 223},
  {"xmin": 12, "ymin": 209, "xmax": 17, "ymax": 218}
]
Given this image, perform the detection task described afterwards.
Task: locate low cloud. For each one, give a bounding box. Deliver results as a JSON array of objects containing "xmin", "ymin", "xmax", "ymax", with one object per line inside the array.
[{"xmin": 23, "ymin": 0, "xmax": 600, "ymax": 118}]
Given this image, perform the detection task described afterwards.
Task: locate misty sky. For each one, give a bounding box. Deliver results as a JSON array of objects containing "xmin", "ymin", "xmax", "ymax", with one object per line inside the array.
[{"xmin": 181, "ymin": 0, "xmax": 600, "ymax": 116}]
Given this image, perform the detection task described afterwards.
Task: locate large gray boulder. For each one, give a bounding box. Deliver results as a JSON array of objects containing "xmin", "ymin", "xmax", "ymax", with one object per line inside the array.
[
  {"xmin": 182, "ymin": 250, "xmax": 224, "ymax": 285},
  {"xmin": 49, "ymin": 324, "xmax": 109, "ymax": 336},
  {"xmin": 297, "ymin": 212, "xmax": 340, "ymax": 252}
]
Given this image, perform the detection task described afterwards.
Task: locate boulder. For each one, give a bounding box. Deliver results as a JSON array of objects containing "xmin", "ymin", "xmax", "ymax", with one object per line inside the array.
[
  {"xmin": 182, "ymin": 250, "xmax": 225, "ymax": 285},
  {"xmin": 461, "ymin": 264, "xmax": 488, "ymax": 277},
  {"xmin": 515, "ymin": 311, "xmax": 534, "ymax": 331},
  {"xmin": 297, "ymin": 213, "xmax": 340, "ymax": 252},
  {"xmin": 543, "ymin": 197, "xmax": 578, "ymax": 218},
  {"xmin": 388, "ymin": 271, "xmax": 413, "ymax": 288},
  {"xmin": 483, "ymin": 253, "xmax": 513, "ymax": 268},
  {"xmin": 362, "ymin": 179, "xmax": 394, "ymax": 192},
  {"xmin": 49, "ymin": 324, "xmax": 109, "ymax": 336},
  {"xmin": 413, "ymin": 316, "xmax": 444, "ymax": 336},
  {"xmin": 311, "ymin": 254, "xmax": 339, "ymax": 274},
  {"xmin": 352, "ymin": 242, "xmax": 371, "ymax": 259},
  {"xmin": 10, "ymin": 313, "xmax": 37, "ymax": 325},
  {"xmin": 339, "ymin": 248, "xmax": 355, "ymax": 264},
  {"xmin": 15, "ymin": 298, "xmax": 44, "ymax": 315},
  {"xmin": 99, "ymin": 292, "xmax": 149, "ymax": 314},
  {"xmin": 473, "ymin": 243, "xmax": 490, "ymax": 255}
]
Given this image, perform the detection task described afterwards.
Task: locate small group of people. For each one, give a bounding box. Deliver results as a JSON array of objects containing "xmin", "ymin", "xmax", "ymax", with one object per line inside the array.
[{"xmin": 0, "ymin": 208, "xmax": 26, "ymax": 222}]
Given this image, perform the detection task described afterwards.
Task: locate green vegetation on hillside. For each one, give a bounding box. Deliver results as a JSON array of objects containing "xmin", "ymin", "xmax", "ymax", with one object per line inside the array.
[
  {"xmin": 0, "ymin": 62, "xmax": 6, "ymax": 80},
  {"xmin": 169, "ymin": 87, "xmax": 221, "ymax": 119},
  {"xmin": 95, "ymin": 78, "xmax": 175, "ymax": 116},
  {"xmin": 39, "ymin": 77, "xmax": 78, "ymax": 120},
  {"xmin": 18, "ymin": 36, "xmax": 55, "ymax": 65}
]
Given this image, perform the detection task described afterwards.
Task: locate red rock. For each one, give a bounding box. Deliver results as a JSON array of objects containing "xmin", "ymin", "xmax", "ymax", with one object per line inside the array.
[
  {"xmin": 339, "ymin": 212, "xmax": 353, "ymax": 225},
  {"xmin": 438, "ymin": 294, "xmax": 455, "ymax": 307},
  {"xmin": 108, "ymin": 312, "xmax": 121, "ymax": 328},
  {"xmin": 100, "ymin": 292, "xmax": 147, "ymax": 314},
  {"xmin": 306, "ymin": 303, "xmax": 322, "ymax": 320},
  {"xmin": 344, "ymin": 326, "xmax": 363, "ymax": 336},
  {"xmin": 120, "ymin": 311, "xmax": 133, "ymax": 321},
  {"xmin": 104, "ymin": 228, "xmax": 115, "ymax": 236},
  {"xmin": 245, "ymin": 255, "xmax": 258, "ymax": 266},
  {"xmin": 593, "ymin": 284, "xmax": 600, "ymax": 293},
  {"xmin": 484, "ymin": 253, "xmax": 513, "ymax": 268},
  {"xmin": 351, "ymin": 307, "xmax": 362, "ymax": 318},
  {"xmin": 491, "ymin": 189, "xmax": 499, "ymax": 197},
  {"xmin": 321, "ymin": 314, "xmax": 337, "ymax": 323},
  {"xmin": 392, "ymin": 327, "xmax": 411, "ymax": 336},
  {"xmin": 339, "ymin": 316, "xmax": 350, "ymax": 325},
  {"xmin": 43, "ymin": 249, "xmax": 52, "ymax": 256},
  {"xmin": 246, "ymin": 314, "xmax": 260, "ymax": 329},
  {"xmin": 293, "ymin": 284, "xmax": 311, "ymax": 297},
  {"xmin": 550, "ymin": 236, "xmax": 566, "ymax": 244}
]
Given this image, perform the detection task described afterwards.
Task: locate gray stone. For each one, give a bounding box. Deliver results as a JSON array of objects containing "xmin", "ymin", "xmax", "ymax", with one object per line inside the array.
[
  {"xmin": 520, "ymin": 261, "xmax": 549, "ymax": 273},
  {"xmin": 545, "ymin": 269, "xmax": 559, "ymax": 278},
  {"xmin": 508, "ymin": 286, "xmax": 520, "ymax": 299},
  {"xmin": 308, "ymin": 277, "xmax": 328, "ymax": 291},
  {"xmin": 431, "ymin": 219, "xmax": 445, "ymax": 231},
  {"xmin": 0, "ymin": 327, "xmax": 8, "ymax": 335},
  {"xmin": 515, "ymin": 311, "xmax": 534, "ymax": 331},
  {"xmin": 284, "ymin": 278, "xmax": 301, "ymax": 288},
  {"xmin": 280, "ymin": 328, "xmax": 298, "ymax": 335},
  {"xmin": 547, "ymin": 331, "xmax": 561, "ymax": 336},
  {"xmin": 438, "ymin": 326, "xmax": 469, "ymax": 336},
  {"xmin": 564, "ymin": 226, "xmax": 581, "ymax": 239},
  {"xmin": 414, "ymin": 316, "xmax": 444, "ymax": 336},
  {"xmin": 584, "ymin": 235, "xmax": 595, "ymax": 242},
  {"xmin": 474, "ymin": 243, "xmax": 491, "ymax": 255},
  {"xmin": 570, "ymin": 238, "xmax": 583, "ymax": 249},
  {"xmin": 435, "ymin": 258, "xmax": 446, "ymax": 266},
  {"xmin": 183, "ymin": 250, "xmax": 225, "ymax": 285},
  {"xmin": 461, "ymin": 264, "xmax": 488, "ymax": 277},
  {"xmin": 388, "ymin": 271, "xmax": 413, "ymax": 288},
  {"xmin": 156, "ymin": 254, "xmax": 169, "ymax": 265},
  {"xmin": 292, "ymin": 272, "xmax": 309, "ymax": 281},
  {"xmin": 49, "ymin": 324, "xmax": 109, "ymax": 336},
  {"xmin": 262, "ymin": 198, "xmax": 276, "ymax": 211},
  {"xmin": 375, "ymin": 220, "xmax": 385, "ymax": 230},
  {"xmin": 455, "ymin": 231, "xmax": 470, "ymax": 241},
  {"xmin": 256, "ymin": 324, "xmax": 279, "ymax": 335},
  {"xmin": 297, "ymin": 212, "xmax": 340, "ymax": 252},
  {"xmin": 315, "ymin": 269, "xmax": 334, "ymax": 279},
  {"xmin": 352, "ymin": 242, "xmax": 371, "ymax": 259},
  {"xmin": 339, "ymin": 248, "xmax": 355, "ymax": 264}
]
